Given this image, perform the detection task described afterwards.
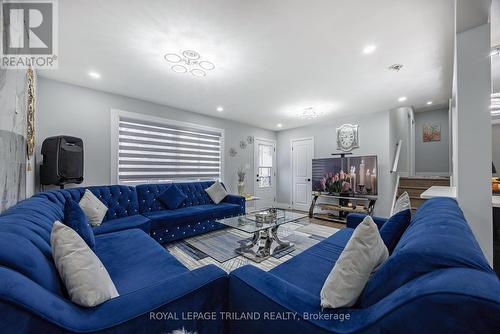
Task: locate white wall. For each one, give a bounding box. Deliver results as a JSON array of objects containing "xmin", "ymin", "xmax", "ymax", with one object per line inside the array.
[
  {"xmin": 35, "ymin": 78, "xmax": 276, "ymax": 194},
  {"xmin": 453, "ymin": 23, "xmax": 492, "ymax": 264},
  {"xmin": 276, "ymin": 110, "xmax": 393, "ymax": 217},
  {"xmin": 414, "ymin": 108, "xmax": 450, "ymax": 175}
]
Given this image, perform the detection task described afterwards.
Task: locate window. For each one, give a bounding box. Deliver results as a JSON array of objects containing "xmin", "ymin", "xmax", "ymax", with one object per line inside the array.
[
  {"xmin": 257, "ymin": 143, "xmax": 273, "ymax": 188},
  {"xmin": 114, "ymin": 112, "xmax": 223, "ymax": 184}
]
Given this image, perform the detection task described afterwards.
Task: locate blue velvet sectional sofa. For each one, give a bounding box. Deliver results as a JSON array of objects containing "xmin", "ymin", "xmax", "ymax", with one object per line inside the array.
[
  {"xmin": 0, "ymin": 181, "xmax": 244, "ymax": 334},
  {"xmin": 229, "ymin": 198, "xmax": 500, "ymax": 334},
  {"xmin": 2, "ymin": 183, "xmax": 500, "ymax": 334}
]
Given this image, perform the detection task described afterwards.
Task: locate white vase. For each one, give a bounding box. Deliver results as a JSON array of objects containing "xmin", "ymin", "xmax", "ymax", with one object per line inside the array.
[{"xmin": 237, "ymin": 182, "xmax": 245, "ymax": 195}]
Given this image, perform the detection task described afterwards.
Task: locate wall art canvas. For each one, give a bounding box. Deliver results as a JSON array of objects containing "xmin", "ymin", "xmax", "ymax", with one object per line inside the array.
[{"xmin": 423, "ymin": 122, "xmax": 441, "ymax": 142}]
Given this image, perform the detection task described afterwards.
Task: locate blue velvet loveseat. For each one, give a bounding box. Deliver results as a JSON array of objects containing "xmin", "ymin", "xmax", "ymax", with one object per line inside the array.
[
  {"xmin": 0, "ymin": 181, "xmax": 244, "ymax": 333},
  {"xmin": 229, "ymin": 198, "xmax": 500, "ymax": 334}
]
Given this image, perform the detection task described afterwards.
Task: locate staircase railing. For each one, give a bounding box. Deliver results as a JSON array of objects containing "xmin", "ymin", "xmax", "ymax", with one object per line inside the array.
[
  {"xmin": 390, "ymin": 140, "xmax": 403, "ymax": 215},
  {"xmin": 390, "ymin": 174, "xmax": 400, "ymax": 216}
]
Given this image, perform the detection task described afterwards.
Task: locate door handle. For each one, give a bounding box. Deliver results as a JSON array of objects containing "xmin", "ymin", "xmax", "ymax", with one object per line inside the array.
[{"xmin": 307, "ymin": 178, "xmax": 311, "ymax": 182}]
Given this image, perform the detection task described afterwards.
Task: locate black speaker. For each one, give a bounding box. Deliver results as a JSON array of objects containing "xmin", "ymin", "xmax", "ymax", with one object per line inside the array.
[{"xmin": 40, "ymin": 136, "xmax": 84, "ymax": 187}]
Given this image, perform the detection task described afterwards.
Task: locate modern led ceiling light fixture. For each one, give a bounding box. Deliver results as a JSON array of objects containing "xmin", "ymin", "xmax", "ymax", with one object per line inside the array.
[
  {"xmin": 164, "ymin": 50, "xmax": 215, "ymax": 77},
  {"xmin": 492, "ymin": 93, "xmax": 500, "ymax": 114},
  {"xmin": 299, "ymin": 107, "xmax": 323, "ymax": 119}
]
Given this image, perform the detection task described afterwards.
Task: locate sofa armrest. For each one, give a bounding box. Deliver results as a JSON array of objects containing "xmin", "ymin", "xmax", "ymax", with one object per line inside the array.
[
  {"xmin": 223, "ymin": 194, "xmax": 245, "ymax": 212},
  {"xmin": 0, "ymin": 264, "xmax": 227, "ymax": 333},
  {"xmin": 346, "ymin": 213, "xmax": 387, "ymax": 229}
]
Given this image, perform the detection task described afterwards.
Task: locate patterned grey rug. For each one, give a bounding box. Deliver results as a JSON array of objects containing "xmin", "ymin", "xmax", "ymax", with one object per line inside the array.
[
  {"xmin": 185, "ymin": 230, "xmax": 243, "ymax": 262},
  {"xmin": 166, "ymin": 220, "xmax": 340, "ymax": 272}
]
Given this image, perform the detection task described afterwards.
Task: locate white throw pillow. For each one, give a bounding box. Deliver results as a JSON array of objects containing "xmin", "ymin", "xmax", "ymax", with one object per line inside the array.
[
  {"xmin": 320, "ymin": 216, "xmax": 388, "ymax": 309},
  {"xmin": 79, "ymin": 189, "xmax": 107, "ymax": 227},
  {"xmin": 393, "ymin": 191, "xmax": 412, "ymax": 214},
  {"xmin": 205, "ymin": 181, "xmax": 228, "ymax": 204},
  {"xmin": 51, "ymin": 221, "xmax": 119, "ymax": 307}
]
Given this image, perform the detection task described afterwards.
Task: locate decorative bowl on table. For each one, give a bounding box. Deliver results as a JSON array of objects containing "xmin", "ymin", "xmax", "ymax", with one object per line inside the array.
[{"xmin": 255, "ymin": 208, "xmax": 278, "ymax": 223}]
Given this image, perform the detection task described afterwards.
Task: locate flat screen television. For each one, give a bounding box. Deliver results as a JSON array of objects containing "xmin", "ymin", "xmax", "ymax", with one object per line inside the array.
[{"xmin": 312, "ymin": 155, "xmax": 378, "ymax": 195}]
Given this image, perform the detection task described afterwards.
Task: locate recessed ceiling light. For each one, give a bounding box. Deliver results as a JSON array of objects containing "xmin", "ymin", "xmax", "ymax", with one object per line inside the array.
[
  {"xmin": 277, "ymin": 123, "xmax": 283, "ymax": 128},
  {"xmin": 88, "ymin": 71, "xmax": 101, "ymax": 79},
  {"xmin": 398, "ymin": 96, "xmax": 407, "ymax": 102},
  {"xmin": 362, "ymin": 44, "xmax": 376, "ymax": 54},
  {"xmin": 216, "ymin": 106, "xmax": 224, "ymax": 112},
  {"xmin": 426, "ymin": 101, "xmax": 433, "ymax": 105}
]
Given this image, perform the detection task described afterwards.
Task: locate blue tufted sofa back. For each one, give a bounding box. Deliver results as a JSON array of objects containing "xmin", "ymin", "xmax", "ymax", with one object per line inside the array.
[
  {"xmin": 360, "ymin": 197, "xmax": 495, "ymax": 307},
  {"xmin": 0, "ymin": 196, "xmax": 65, "ymax": 296},
  {"xmin": 34, "ymin": 185, "xmax": 140, "ymax": 221},
  {"xmin": 136, "ymin": 181, "xmax": 218, "ymax": 213}
]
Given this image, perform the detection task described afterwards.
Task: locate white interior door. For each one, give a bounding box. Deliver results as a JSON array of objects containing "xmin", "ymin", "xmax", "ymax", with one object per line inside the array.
[
  {"xmin": 292, "ymin": 137, "xmax": 314, "ymax": 211},
  {"xmin": 254, "ymin": 139, "xmax": 276, "ymax": 209}
]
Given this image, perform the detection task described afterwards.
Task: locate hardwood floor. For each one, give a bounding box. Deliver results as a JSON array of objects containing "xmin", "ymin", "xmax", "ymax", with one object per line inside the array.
[{"xmin": 287, "ymin": 209, "xmax": 346, "ymax": 229}]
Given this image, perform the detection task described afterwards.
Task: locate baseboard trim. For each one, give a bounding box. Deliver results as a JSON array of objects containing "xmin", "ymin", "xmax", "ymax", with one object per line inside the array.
[{"xmin": 276, "ymin": 202, "xmax": 292, "ymax": 209}]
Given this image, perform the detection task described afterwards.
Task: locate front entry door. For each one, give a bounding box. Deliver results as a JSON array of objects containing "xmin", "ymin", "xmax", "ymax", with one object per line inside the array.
[
  {"xmin": 292, "ymin": 137, "xmax": 314, "ymax": 211},
  {"xmin": 254, "ymin": 139, "xmax": 276, "ymax": 209}
]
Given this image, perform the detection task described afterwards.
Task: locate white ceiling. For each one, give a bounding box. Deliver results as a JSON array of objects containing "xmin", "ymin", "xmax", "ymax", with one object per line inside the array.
[{"xmin": 39, "ymin": 0, "xmax": 455, "ymax": 131}]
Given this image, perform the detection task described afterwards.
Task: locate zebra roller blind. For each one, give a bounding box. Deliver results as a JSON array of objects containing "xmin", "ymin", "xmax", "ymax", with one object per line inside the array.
[{"xmin": 117, "ymin": 117, "xmax": 222, "ymax": 184}]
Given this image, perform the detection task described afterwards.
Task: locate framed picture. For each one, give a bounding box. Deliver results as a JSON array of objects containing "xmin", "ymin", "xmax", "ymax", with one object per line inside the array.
[{"xmin": 423, "ymin": 123, "xmax": 441, "ymax": 142}]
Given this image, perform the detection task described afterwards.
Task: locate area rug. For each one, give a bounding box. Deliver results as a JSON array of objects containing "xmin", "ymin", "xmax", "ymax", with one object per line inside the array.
[
  {"xmin": 185, "ymin": 229, "xmax": 248, "ymax": 262},
  {"xmin": 166, "ymin": 220, "xmax": 340, "ymax": 272}
]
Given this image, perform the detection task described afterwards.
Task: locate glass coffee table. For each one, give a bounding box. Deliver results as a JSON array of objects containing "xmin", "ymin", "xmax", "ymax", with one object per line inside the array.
[{"xmin": 216, "ymin": 209, "xmax": 307, "ymax": 263}]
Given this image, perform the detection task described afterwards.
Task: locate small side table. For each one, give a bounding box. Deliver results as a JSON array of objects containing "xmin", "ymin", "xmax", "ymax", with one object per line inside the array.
[
  {"xmin": 245, "ymin": 196, "xmax": 260, "ymax": 202},
  {"xmin": 244, "ymin": 195, "xmax": 260, "ymax": 213}
]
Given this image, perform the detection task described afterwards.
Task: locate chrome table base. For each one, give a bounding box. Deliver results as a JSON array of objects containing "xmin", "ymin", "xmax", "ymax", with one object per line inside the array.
[{"xmin": 235, "ymin": 226, "xmax": 294, "ymax": 263}]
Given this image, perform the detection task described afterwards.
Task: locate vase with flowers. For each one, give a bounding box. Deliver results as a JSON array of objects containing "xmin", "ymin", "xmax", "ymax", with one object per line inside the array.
[{"xmin": 237, "ymin": 167, "xmax": 246, "ymax": 195}]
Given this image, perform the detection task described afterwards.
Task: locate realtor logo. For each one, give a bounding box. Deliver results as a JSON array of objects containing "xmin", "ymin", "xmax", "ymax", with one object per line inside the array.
[{"xmin": 1, "ymin": 0, "xmax": 58, "ymax": 68}]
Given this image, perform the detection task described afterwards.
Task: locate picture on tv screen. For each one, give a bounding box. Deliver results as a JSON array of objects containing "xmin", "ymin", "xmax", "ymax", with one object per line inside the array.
[{"xmin": 312, "ymin": 155, "xmax": 378, "ymax": 195}]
